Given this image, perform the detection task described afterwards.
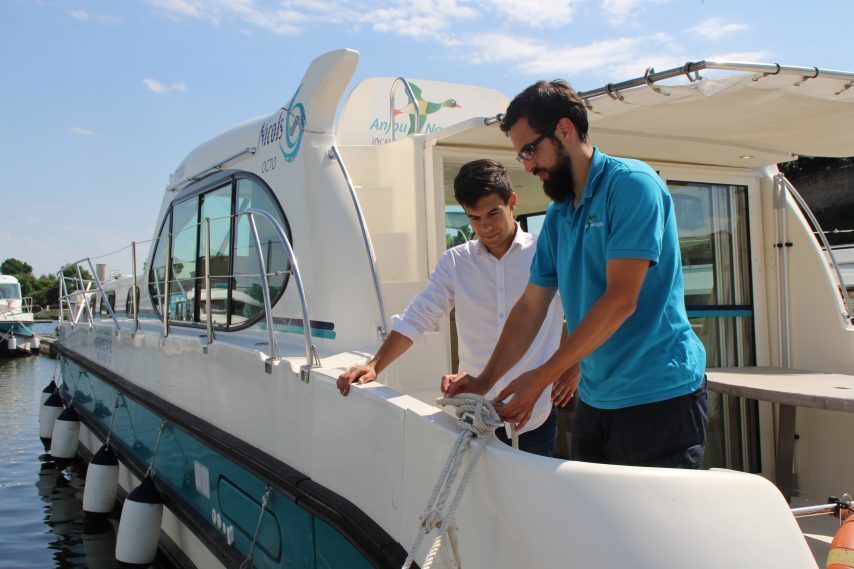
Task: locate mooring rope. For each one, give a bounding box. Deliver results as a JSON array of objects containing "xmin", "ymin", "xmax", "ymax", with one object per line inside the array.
[{"xmin": 401, "ymin": 394, "xmax": 512, "ymax": 569}]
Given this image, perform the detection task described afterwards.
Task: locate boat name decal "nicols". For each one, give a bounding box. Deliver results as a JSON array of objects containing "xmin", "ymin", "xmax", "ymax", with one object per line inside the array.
[{"xmin": 257, "ymin": 85, "xmax": 307, "ymax": 164}]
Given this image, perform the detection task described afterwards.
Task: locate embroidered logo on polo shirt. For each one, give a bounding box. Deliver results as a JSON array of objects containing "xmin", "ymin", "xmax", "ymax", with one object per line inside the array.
[{"xmin": 585, "ymin": 214, "xmax": 604, "ymax": 232}]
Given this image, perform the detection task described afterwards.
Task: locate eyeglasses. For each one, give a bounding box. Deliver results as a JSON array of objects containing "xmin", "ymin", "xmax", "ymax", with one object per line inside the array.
[{"xmin": 515, "ymin": 125, "xmax": 555, "ymax": 163}]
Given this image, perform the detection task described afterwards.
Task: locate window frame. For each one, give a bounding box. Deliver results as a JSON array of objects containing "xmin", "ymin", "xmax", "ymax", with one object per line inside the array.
[{"xmin": 146, "ymin": 169, "xmax": 292, "ymax": 332}]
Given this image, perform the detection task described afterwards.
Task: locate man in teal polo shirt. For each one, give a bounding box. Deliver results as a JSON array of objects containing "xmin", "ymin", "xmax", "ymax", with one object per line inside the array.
[{"xmin": 442, "ymin": 80, "xmax": 707, "ymax": 468}]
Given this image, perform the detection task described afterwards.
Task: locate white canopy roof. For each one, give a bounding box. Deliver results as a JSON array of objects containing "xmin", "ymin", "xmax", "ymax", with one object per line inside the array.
[{"xmin": 434, "ymin": 63, "xmax": 854, "ymax": 169}]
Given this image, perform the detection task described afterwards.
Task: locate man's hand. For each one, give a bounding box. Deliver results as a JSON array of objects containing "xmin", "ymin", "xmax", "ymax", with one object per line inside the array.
[
  {"xmin": 441, "ymin": 372, "xmax": 491, "ymax": 398},
  {"xmin": 552, "ymin": 364, "xmax": 580, "ymax": 407},
  {"xmin": 494, "ymin": 369, "xmax": 550, "ymax": 430},
  {"xmin": 337, "ymin": 364, "xmax": 377, "ymax": 396}
]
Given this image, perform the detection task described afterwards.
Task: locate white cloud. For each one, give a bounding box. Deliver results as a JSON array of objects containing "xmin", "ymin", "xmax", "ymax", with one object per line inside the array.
[
  {"xmin": 485, "ymin": 0, "xmax": 578, "ymax": 29},
  {"xmin": 468, "ymin": 34, "xmax": 547, "ymax": 65},
  {"xmin": 151, "ymin": 0, "xmax": 201, "ymax": 19},
  {"xmin": 362, "ymin": 1, "xmax": 476, "ymax": 42},
  {"xmin": 149, "ymin": 0, "xmax": 479, "ymax": 41},
  {"xmin": 150, "ymin": 0, "xmax": 305, "ymax": 34},
  {"xmin": 705, "ymin": 50, "xmax": 770, "ymax": 63},
  {"xmin": 601, "ymin": 0, "xmax": 662, "ymax": 25},
  {"xmin": 66, "ymin": 9, "xmax": 89, "ymax": 21},
  {"xmin": 465, "ymin": 32, "xmax": 681, "ymax": 80},
  {"xmin": 690, "ymin": 17, "xmax": 750, "ymax": 40},
  {"xmin": 70, "ymin": 127, "xmax": 96, "ymax": 136},
  {"xmin": 143, "ymin": 78, "xmax": 188, "ymax": 93}
]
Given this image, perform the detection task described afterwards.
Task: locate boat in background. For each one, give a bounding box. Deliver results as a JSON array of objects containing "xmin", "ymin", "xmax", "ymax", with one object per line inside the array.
[
  {"xmin": 1, "ymin": 274, "xmax": 38, "ymax": 356},
  {"xmin": 50, "ymin": 50, "xmax": 854, "ymax": 568}
]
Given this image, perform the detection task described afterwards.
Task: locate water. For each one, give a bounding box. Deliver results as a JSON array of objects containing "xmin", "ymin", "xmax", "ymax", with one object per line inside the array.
[{"xmin": 0, "ymin": 324, "xmax": 172, "ymax": 569}]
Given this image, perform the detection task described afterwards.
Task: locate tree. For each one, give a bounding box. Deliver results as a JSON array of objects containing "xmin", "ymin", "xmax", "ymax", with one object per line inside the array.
[{"xmin": 1, "ymin": 258, "xmax": 32, "ymax": 276}]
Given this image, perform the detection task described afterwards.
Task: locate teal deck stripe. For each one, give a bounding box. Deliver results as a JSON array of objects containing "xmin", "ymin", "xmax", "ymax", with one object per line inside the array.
[{"xmin": 687, "ymin": 309, "xmax": 754, "ymax": 318}]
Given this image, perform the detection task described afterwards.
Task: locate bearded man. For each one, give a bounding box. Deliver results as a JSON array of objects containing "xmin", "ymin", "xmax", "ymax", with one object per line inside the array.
[{"xmin": 443, "ymin": 80, "xmax": 708, "ymax": 468}]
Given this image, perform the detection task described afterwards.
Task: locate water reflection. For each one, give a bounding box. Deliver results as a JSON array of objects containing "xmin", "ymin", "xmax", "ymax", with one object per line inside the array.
[{"xmin": 0, "ymin": 333, "xmax": 172, "ymax": 569}]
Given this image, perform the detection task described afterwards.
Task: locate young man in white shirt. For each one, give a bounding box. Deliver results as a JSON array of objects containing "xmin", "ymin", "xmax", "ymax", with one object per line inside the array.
[{"xmin": 337, "ymin": 159, "xmax": 577, "ymax": 456}]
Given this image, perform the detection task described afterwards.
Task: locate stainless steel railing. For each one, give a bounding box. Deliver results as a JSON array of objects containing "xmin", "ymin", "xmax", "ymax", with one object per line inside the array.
[
  {"xmin": 389, "ymin": 77, "xmax": 421, "ymax": 141},
  {"xmin": 237, "ymin": 208, "xmax": 319, "ymax": 379},
  {"xmin": 57, "ymin": 257, "xmax": 120, "ymax": 330},
  {"xmin": 328, "ymin": 145, "xmax": 389, "ymax": 339},
  {"xmin": 775, "ymin": 173, "xmax": 853, "ymax": 326},
  {"xmin": 57, "ymin": 208, "xmax": 320, "ymax": 378}
]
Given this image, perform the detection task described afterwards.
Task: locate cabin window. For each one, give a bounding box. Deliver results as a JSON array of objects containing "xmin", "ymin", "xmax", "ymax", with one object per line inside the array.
[
  {"xmin": 125, "ymin": 287, "xmax": 139, "ymax": 317},
  {"xmin": 231, "ymin": 178, "xmax": 290, "ymax": 325},
  {"xmin": 169, "ymin": 198, "xmax": 201, "ymax": 323},
  {"xmin": 148, "ymin": 212, "xmax": 171, "ymax": 316},
  {"xmin": 669, "ymin": 180, "xmax": 757, "ymax": 472},
  {"xmin": 147, "ymin": 173, "xmax": 289, "ymax": 331},
  {"xmin": 100, "ymin": 291, "xmax": 115, "ymax": 317},
  {"xmin": 0, "ymin": 283, "xmax": 21, "ymax": 299},
  {"xmin": 198, "ymin": 186, "xmax": 233, "ymax": 326}
]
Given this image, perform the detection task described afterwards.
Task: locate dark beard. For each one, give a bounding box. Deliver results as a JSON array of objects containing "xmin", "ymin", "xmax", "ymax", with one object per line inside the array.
[{"xmin": 539, "ymin": 151, "xmax": 575, "ymax": 203}]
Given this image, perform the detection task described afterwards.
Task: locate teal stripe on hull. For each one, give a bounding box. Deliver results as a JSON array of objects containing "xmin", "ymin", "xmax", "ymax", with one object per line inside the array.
[
  {"xmin": 255, "ymin": 322, "xmax": 337, "ymax": 340},
  {"xmin": 60, "ymin": 357, "xmax": 370, "ymax": 569},
  {"xmin": 0, "ymin": 321, "xmax": 34, "ymax": 336}
]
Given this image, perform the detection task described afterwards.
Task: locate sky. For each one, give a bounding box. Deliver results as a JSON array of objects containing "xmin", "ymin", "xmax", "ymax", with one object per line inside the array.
[{"xmin": 1, "ymin": 0, "xmax": 850, "ymax": 277}]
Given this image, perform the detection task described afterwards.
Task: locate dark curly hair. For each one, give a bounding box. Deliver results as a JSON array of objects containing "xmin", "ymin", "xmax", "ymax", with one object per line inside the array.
[{"xmin": 500, "ymin": 80, "xmax": 588, "ymax": 142}]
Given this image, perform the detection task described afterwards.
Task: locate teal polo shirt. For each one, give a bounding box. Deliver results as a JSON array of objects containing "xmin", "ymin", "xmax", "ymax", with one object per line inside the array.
[{"xmin": 530, "ymin": 148, "xmax": 706, "ymax": 409}]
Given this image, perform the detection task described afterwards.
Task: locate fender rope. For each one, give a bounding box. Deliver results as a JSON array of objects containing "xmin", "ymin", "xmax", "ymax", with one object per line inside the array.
[{"xmin": 402, "ymin": 394, "xmax": 513, "ymax": 569}]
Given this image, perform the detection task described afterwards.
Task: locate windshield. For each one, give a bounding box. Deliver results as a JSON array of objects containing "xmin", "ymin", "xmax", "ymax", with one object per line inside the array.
[{"xmin": 0, "ymin": 283, "xmax": 21, "ymax": 300}]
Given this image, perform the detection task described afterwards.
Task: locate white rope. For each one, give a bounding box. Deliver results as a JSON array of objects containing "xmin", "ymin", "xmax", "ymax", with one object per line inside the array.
[{"xmin": 401, "ymin": 394, "xmax": 507, "ymax": 569}]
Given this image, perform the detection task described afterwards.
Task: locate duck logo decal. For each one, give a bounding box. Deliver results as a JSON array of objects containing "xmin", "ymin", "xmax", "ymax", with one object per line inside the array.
[{"xmin": 394, "ymin": 82, "xmax": 462, "ymax": 135}]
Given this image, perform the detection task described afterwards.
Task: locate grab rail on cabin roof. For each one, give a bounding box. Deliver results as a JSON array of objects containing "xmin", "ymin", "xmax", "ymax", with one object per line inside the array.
[
  {"xmin": 776, "ymin": 173, "xmax": 853, "ymax": 325},
  {"xmin": 328, "ymin": 145, "xmax": 390, "ymax": 340},
  {"xmin": 577, "ymin": 61, "xmax": 854, "ymax": 109},
  {"xmin": 389, "ymin": 77, "xmax": 422, "ymax": 141}
]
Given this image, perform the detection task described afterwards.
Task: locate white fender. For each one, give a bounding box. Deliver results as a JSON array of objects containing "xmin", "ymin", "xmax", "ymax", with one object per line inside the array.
[
  {"xmin": 31, "ymin": 336, "xmax": 40, "ymax": 350},
  {"xmin": 40, "ymin": 380, "xmax": 56, "ymax": 406},
  {"xmin": 115, "ymin": 475, "xmax": 163, "ymax": 566},
  {"xmin": 83, "ymin": 445, "xmax": 119, "ymax": 514},
  {"xmin": 50, "ymin": 406, "xmax": 80, "ymax": 460},
  {"xmin": 39, "ymin": 392, "xmax": 65, "ymax": 450},
  {"xmin": 7, "ymin": 335, "xmax": 17, "ymax": 351}
]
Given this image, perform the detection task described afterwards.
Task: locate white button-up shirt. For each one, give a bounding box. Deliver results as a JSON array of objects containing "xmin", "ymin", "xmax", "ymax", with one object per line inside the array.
[{"xmin": 391, "ymin": 225, "xmax": 564, "ymax": 434}]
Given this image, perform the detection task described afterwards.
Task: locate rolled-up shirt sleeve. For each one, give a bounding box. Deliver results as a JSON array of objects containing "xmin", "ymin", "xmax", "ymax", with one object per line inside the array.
[{"xmin": 390, "ymin": 250, "xmax": 455, "ymax": 344}]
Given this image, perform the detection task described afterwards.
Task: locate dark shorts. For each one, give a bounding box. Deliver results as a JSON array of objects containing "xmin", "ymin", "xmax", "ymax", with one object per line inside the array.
[
  {"xmin": 495, "ymin": 405, "xmax": 558, "ymax": 457},
  {"xmin": 570, "ymin": 377, "xmax": 708, "ymax": 469}
]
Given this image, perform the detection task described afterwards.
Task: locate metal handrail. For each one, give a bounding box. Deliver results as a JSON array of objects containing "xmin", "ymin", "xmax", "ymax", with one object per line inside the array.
[
  {"xmin": 578, "ymin": 61, "xmax": 854, "ymax": 104},
  {"xmin": 238, "ymin": 208, "xmax": 319, "ymax": 379},
  {"xmin": 328, "ymin": 145, "xmax": 390, "ymax": 339},
  {"xmin": 389, "ymin": 77, "xmax": 422, "ymax": 141},
  {"xmin": 777, "ymin": 173, "xmax": 853, "ymax": 325},
  {"xmin": 131, "ymin": 241, "xmax": 140, "ymax": 333},
  {"xmin": 56, "ymin": 259, "xmax": 121, "ymax": 330},
  {"xmin": 55, "ymin": 208, "xmax": 318, "ymax": 376},
  {"xmin": 85, "ymin": 258, "xmax": 121, "ymax": 330},
  {"xmin": 203, "ymin": 219, "xmax": 215, "ymax": 345}
]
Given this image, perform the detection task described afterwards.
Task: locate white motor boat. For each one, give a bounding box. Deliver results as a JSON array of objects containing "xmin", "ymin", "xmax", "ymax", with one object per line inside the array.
[{"xmin": 52, "ymin": 50, "xmax": 854, "ymax": 568}]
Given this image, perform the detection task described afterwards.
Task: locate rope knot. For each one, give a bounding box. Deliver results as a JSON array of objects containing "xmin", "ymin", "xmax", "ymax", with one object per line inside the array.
[
  {"xmin": 436, "ymin": 394, "xmax": 503, "ymax": 438},
  {"xmin": 419, "ymin": 508, "xmax": 442, "ymax": 532}
]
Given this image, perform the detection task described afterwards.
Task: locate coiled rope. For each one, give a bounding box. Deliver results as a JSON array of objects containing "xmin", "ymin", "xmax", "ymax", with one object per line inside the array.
[{"xmin": 402, "ymin": 394, "xmax": 516, "ymax": 569}]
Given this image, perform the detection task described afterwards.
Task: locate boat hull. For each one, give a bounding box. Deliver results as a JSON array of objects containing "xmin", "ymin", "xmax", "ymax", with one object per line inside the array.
[{"xmin": 57, "ymin": 347, "xmax": 402, "ymax": 569}]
